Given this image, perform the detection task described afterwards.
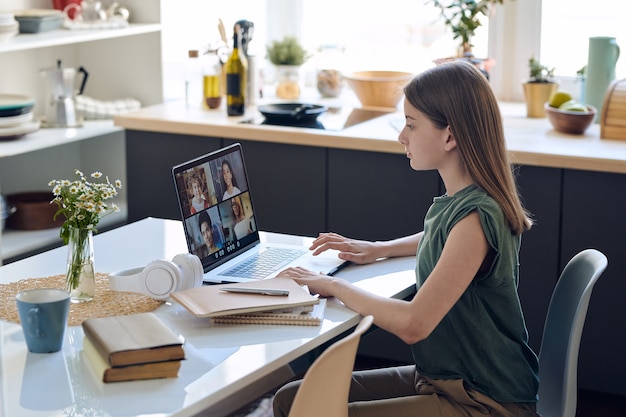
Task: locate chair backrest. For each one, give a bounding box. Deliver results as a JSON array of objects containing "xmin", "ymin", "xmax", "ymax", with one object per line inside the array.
[
  {"xmin": 288, "ymin": 315, "xmax": 374, "ymax": 417},
  {"xmin": 537, "ymin": 249, "xmax": 608, "ymax": 417}
]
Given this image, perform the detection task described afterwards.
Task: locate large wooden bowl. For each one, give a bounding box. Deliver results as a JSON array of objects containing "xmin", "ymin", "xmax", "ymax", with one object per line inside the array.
[
  {"xmin": 344, "ymin": 71, "xmax": 413, "ymax": 109},
  {"xmin": 544, "ymin": 103, "xmax": 597, "ymax": 135}
]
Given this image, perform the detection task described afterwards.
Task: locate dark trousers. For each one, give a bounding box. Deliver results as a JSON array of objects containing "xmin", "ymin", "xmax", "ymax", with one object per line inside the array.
[{"xmin": 273, "ymin": 365, "xmax": 539, "ymax": 417}]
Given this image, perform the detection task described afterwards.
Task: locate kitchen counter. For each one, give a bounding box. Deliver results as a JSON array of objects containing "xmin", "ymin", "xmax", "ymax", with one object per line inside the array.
[{"xmin": 114, "ymin": 100, "xmax": 626, "ymax": 174}]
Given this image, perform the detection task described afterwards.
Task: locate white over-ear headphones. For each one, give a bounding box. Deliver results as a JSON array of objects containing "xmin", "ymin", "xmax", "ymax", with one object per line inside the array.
[{"xmin": 108, "ymin": 253, "xmax": 203, "ymax": 300}]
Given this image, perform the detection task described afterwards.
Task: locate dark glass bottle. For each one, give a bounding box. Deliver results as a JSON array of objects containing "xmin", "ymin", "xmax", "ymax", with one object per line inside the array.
[{"xmin": 225, "ymin": 24, "xmax": 248, "ymax": 116}]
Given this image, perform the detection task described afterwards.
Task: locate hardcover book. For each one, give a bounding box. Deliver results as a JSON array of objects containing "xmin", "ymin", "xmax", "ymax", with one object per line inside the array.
[
  {"xmin": 83, "ymin": 337, "xmax": 181, "ymax": 383},
  {"xmin": 81, "ymin": 312, "xmax": 185, "ymax": 367}
]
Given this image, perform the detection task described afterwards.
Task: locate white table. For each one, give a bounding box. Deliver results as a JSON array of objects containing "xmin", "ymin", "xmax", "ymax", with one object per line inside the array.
[{"xmin": 0, "ymin": 218, "xmax": 416, "ymax": 417}]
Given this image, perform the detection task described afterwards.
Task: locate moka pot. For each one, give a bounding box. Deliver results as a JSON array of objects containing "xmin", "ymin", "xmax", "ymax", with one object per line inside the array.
[{"xmin": 41, "ymin": 60, "xmax": 89, "ymax": 127}]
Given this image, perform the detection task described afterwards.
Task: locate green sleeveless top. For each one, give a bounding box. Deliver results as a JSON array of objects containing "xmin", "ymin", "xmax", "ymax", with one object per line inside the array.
[{"xmin": 411, "ymin": 185, "xmax": 539, "ymax": 403}]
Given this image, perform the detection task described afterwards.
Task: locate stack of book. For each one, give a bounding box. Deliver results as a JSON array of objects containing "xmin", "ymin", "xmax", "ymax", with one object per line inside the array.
[
  {"xmin": 171, "ymin": 277, "xmax": 325, "ymax": 326},
  {"xmin": 81, "ymin": 312, "xmax": 185, "ymax": 383}
]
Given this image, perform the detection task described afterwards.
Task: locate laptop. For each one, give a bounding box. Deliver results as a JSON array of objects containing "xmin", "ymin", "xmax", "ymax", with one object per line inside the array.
[{"xmin": 172, "ymin": 143, "xmax": 345, "ymax": 283}]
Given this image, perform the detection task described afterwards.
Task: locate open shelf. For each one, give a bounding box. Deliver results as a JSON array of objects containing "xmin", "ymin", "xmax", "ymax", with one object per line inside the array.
[
  {"xmin": 0, "ymin": 23, "xmax": 161, "ymax": 54},
  {"xmin": 1, "ymin": 202, "xmax": 127, "ymax": 262},
  {"xmin": 0, "ymin": 120, "xmax": 122, "ymax": 158}
]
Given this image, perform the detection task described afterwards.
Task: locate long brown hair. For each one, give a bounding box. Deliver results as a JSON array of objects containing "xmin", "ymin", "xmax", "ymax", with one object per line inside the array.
[{"xmin": 403, "ymin": 60, "xmax": 532, "ymax": 234}]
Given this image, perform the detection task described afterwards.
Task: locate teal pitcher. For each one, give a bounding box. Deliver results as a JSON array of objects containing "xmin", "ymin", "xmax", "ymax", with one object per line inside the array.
[{"xmin": 585, "ymin": 36, "xmax": 620, "ymax": 122}]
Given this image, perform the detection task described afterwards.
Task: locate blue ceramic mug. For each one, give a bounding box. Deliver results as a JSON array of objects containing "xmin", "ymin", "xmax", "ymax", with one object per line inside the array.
[{"xmin": 16, "ymin": 288, "xmax": 70, "ymax": 353}]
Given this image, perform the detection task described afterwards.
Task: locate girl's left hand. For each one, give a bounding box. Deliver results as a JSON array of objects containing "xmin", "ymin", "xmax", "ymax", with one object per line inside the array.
[{"xmin": 276, "ymin": 267, "xmax": 335, "ymax": 297}]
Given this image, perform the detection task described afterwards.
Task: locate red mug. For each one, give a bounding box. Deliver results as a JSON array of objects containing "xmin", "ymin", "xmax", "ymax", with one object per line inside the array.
[{"xmin": 52, "ymin": 0, "xmax": 81, "ymax": 19}]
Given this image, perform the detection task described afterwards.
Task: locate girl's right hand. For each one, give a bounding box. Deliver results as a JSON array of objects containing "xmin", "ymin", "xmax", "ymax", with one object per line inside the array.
[{"xmin": 309, "ymin": 232, "xmax": 382, "ymax": 265}]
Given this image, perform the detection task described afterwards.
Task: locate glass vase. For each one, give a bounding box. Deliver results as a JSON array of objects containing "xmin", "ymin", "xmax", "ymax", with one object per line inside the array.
[{"xmin": 65, "ymin": 227, "xmax": 96, "ymax": 303}]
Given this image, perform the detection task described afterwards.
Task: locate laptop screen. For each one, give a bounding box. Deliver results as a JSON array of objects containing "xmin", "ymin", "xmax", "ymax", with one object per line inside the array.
[{"xmin": 172, "ymin": 143, "xmax": 259, "ymax": 271}]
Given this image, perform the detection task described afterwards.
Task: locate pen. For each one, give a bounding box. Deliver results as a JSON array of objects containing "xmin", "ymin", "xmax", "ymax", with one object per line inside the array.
[
  {"xmin": 327, "ymin": 261, "xmax": 352, "ymax": 277},
  {"xmin": 220, "ymin": 287, "xmax": 290, "ymax": 296}
]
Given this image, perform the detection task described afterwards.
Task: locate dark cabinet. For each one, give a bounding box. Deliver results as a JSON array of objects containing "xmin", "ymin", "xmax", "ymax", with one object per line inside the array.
[
  {"xmin": 126, "ymin": 132, "xmax": 328, "ymax": 236},
  {"xmin": 561, "ymin": 169, "xmax": 626, "ymax": 396},
  {"xmin": 515, "ymin": 166, "xmax": 563, "ymax": 351},
  {"xmin": 125, "ymin": 130, "xmax": 222, "ymax": 222},
  {"xmin": 224, "ymin": 139, "xmax": 327, "ymax": 237},
  {"xmin": 328, "ymin": 148, "xmax": 441, "ymax": 241}
]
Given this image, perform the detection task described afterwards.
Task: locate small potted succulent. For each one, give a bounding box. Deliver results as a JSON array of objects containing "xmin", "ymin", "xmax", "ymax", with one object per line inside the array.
[
  {"xmin": 523, "ymin": 56, "xmax": 558, "ymax": 117},
  {"xmin": 527, "ymin": 56, "xmax": 555, "ymax": 83},
  {"xmin": 266, "ymin": 36, "xmax": 310, "ymax": 99}
]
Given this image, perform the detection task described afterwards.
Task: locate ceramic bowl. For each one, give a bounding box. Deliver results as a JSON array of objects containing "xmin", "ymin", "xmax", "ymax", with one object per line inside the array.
[
  {"xmin": 0, "ymin": 21, "xmax": 18, "ymax": 43},
  {"xmin": 544, "ymin": 102, "xmax": 597, "ymax": 135},
  {"xmin": 344, "ymin": 71, "xmax": 414, "ymax": 109},
  {"xmin": 0, "ymin": 18, "xmax": 18, "ymax": 31},
  {"xmin": 0, "ymin": 31, "xmax": 17, "ymax": 43},
  {"xmin": 0, "ymin": 13, "xmax": 16, "ymax": 25},
  {"xmin": 5, "ymin": 192, "xmax": 63, "ymax": 230}
]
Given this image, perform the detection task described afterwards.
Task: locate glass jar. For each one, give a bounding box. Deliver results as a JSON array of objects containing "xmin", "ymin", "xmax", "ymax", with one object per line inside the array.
[
  {"xmin": 275, "ymin": 65, "xmax": 301, "ymax": 99},
  {"xmin": 185, "ymin": 49, "xmax": 203, "ymax": 107},
  {"xmin": 202, "ymin": 51, "xmax": 223, "ymax": 109},
  {"xmin": 316, "ymin": 45, "xmax": 345, "ymax": 98}
]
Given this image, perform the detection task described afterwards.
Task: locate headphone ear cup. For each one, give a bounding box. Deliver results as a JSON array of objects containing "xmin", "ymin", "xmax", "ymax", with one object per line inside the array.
[
  {"xmin": 141, "ymin": 260, "xmax": 180, "ymax": 300},
  {"xmin": 172, "ymin": 253, "xmax": 203, "ymax": 291}
]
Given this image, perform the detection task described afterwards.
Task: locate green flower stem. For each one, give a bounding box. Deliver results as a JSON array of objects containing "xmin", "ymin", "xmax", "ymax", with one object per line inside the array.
[{"xmin": 66, "ymin": 228, "xmax": 93, "ymax": 292}]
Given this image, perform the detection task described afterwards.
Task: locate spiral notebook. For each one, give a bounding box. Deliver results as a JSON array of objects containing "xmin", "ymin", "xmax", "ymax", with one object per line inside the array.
[
  {"xmin": 212, "ymin": 299, "xmax": 326, "ymax": 326},
  {"xmin": 171, "ymin": 277, "xmax": 320, "ymax": 318}
]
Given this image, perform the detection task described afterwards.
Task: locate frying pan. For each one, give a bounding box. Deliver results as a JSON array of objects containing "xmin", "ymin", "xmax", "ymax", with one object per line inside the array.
[{"xmin": 258, "ymin": 103, "xmax": 327, "ymax": 124}]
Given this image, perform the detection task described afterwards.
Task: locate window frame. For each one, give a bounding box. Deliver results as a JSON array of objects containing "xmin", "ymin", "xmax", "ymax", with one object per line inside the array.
[{"xmin": 488, "ymin": 0, "xmax": 542, "ymax": 101}]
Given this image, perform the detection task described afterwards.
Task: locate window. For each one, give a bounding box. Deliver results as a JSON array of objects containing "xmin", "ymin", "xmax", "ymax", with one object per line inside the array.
[
  {"xmin": 541, "ymin": 0, "xmax": 625, "ymax": 78},
  {"xmin": 160, "ymin": 1, "xmax": 624, "ymax": 103},
  {"xmin": 299, "ymin": 0, "xmax": 488, "ymax": 74},
  {"xmin": 538, "ymin": 0, "xmax": 625, "ymax": 102}
]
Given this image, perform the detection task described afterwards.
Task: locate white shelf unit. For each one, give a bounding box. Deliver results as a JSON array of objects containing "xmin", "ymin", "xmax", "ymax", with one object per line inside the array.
[
  {"xmin": 0, "ymin": 0, "xmax": 163, "ymax": 263},
  {"xmin": 0, "ymin": 125, "xmax": 128, "ymax": 263}
]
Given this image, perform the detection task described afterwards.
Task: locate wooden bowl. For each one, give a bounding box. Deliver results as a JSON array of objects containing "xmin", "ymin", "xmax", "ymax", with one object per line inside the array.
[
  {"xmin": 5, "ymin": 192, "xmax": 64, "ymax": 230},
  {"xmin": 344, "ymin": 71, "xmax": 414, "ymax": 109},
  {"xmin": 544, "ymin": 103, "xmax": 597, "ymax": 135}
]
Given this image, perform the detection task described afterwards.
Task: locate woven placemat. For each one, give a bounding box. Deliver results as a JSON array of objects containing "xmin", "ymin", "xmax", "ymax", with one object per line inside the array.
[{"xmin": 0, "ymin": 273, "xmax": 164, "ymax": 326}]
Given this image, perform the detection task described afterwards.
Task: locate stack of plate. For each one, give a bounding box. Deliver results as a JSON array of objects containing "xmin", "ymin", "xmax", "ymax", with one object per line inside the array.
[
  {"xmin": 0, "ymin": 94, "xmax": 40, "ymax": 141},
  {"xmin": 0, "ymin": 13, "xmax": 19, "ymax": 43}
]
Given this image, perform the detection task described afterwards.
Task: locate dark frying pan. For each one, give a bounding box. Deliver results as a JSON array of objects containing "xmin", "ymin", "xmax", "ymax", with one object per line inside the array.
[{"xmin": 258, "ymin": 103, "xmax": 327, "ymax": 124}]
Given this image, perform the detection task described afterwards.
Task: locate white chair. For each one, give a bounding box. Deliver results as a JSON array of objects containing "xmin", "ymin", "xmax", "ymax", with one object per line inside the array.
[
  {"xmin": 288, "ymin": 315, "xmax": 374, "ymax": 417},
  {"xmin": 537, "ymin": 249, "xmax": 608, "ymax": 417}
]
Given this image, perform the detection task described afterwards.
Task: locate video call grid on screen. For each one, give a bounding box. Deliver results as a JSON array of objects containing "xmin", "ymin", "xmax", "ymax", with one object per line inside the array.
[{"xmin": 173, "ymin": 145, "xmax": 258, "ymax": 270}]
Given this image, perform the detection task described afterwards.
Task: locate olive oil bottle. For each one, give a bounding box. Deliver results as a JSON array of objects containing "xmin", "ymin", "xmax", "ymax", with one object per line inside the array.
[{"xmin": 225, "ymin": 23, "xmax": 247, "ymax": 116}]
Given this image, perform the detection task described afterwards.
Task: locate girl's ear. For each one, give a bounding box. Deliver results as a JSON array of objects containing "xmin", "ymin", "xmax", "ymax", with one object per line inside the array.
[{"xmin": 444, "ymin": 126, "xmax": 458, "ymax": 151}]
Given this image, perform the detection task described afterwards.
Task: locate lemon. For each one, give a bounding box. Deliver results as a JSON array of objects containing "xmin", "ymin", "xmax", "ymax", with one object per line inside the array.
[
  {"xmin": 559, "ymin": 99, "xmax": 588, "ymax": 112},
  {"xmin": 549, "ymin": 91, "xmax": 573, "ymax": 108}
]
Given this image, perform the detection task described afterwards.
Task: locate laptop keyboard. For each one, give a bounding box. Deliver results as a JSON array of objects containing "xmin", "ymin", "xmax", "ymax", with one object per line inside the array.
[{"xmin": 220, "ymin": 247, "xmax": 308, "ymax": 279}]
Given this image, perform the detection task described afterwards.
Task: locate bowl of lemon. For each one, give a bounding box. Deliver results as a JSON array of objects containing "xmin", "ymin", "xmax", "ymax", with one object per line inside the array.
[{"xmin": 545, "ymin": 91, "xmax": 596, "ymax": 135}]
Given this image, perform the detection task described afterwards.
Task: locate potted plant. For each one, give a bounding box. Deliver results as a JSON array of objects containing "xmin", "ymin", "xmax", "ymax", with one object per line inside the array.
[
  {"xmin": 266, "ymin": 36, "xmax": 310, "ymax": 99},
  {"xmin": 429, "ymin": 0, "xmax": 507, "ymax": 57},
  {"xmin": 523, "ymin": 56, "xmax": 558, "ymax": 117}
]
